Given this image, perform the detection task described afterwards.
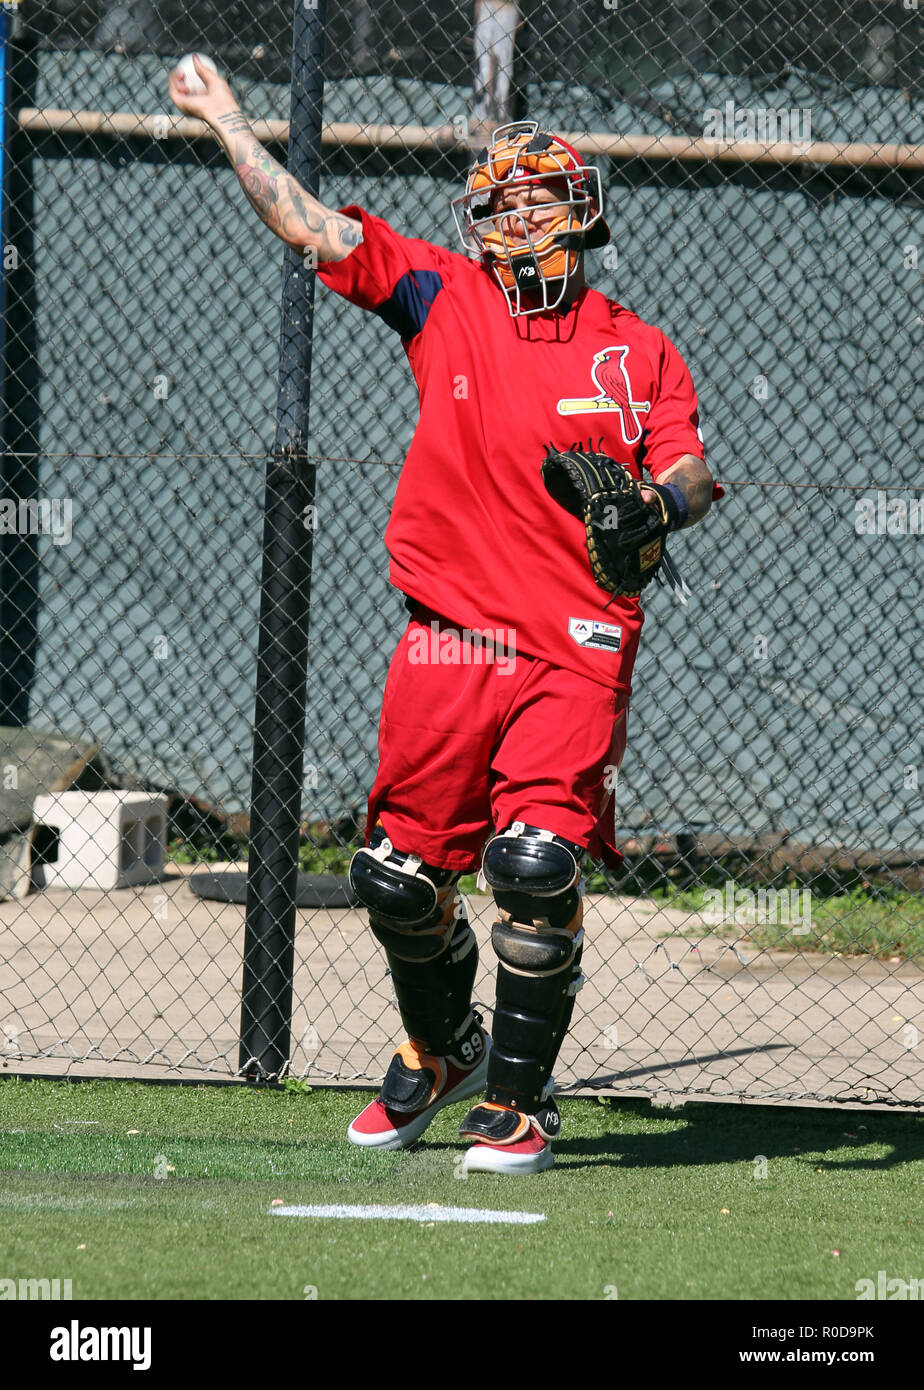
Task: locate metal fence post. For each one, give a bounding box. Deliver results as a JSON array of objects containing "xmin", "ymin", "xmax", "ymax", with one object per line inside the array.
[{"xmin": 238, "ymin": 0, "xmax": 326, "ymax": 1081}]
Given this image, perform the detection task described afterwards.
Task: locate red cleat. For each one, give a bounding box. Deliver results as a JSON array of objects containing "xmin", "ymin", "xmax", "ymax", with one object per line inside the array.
[
  {"xmin": 348, "ymin": 1030, "xmax": 490, "ymax": 1151},
  {"xmin": 459, "ymin": 1089, "xmax": 559, "ymax": 1174}
]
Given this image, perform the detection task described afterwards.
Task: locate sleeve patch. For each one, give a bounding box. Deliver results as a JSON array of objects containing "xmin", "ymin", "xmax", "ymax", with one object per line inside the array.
[{"xmin": 376, "ymin": 268, "xmax": 444, "ymax": 339}]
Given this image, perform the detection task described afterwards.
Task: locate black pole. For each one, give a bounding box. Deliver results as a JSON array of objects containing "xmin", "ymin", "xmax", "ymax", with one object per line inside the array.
[
  {"xmin": 0, "ymin": 21, "xmax": 41, "ymax": 727},
  {"xmin": 239, "ymin": 0, "xmax": 326, "ymax": 1080}
]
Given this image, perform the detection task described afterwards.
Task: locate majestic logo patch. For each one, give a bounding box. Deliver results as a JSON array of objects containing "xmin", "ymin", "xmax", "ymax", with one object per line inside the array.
[
  {"xmin": 557, "ymin": 345, "xmax": 651, "ymax": 444},
  {"xmin": 568, "ymin": 618, "xmax": 623, "ymax": 652}
]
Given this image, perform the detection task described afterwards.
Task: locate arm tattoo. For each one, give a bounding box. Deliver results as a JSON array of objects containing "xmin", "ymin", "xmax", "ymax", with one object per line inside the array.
[
  {"xmin": 217, "ymin": 109, "xmax": 361, "ymax": 257},
  {"xmin": 237, "ymin": 163, "xmax": 282, "ymax": 232},
  {"xmin": 654, "ymin": 456, "xmax": 714, "ymax": 526},
  {"xmin": 216, "ymin": 112, "xmax": 253, "ymax": 137}
]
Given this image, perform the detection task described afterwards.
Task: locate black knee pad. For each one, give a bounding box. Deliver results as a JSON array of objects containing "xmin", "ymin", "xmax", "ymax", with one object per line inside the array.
[
  {"xmin": 483, "ymin": 822, "xmax": 583, "ymax": 896},
  {"xmin": 483, "ymin": 822, "xmax": 583, "ymax": 932},
  {"xmin": 350, "ymin": 828, "xmax": 457, "ymax": 928},
  {"xmin": 350, "ymin": 828, "xmax": 459, "ymax": 961}
]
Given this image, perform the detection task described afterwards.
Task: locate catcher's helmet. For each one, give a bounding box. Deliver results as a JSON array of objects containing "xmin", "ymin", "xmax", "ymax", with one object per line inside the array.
[{"xmin": 451, "ymin": 121, "xmax": 610, "ymax": 317}]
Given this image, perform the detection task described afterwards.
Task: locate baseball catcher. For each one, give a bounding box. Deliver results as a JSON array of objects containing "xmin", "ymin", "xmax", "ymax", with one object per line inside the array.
[{"xmin": 171, "ymin": 60, "xmax": 722, "ymax": 1174}]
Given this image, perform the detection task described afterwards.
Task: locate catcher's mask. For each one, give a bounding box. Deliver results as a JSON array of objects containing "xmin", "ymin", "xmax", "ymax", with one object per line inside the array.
[{"xmin": 451, "ymin": 121, "xmax": 610, "ymax": 317}]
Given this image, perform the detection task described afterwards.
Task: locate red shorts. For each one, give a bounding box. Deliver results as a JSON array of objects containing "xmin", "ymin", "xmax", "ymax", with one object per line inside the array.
[{"xmin": 366, "ymin": 606, "xmax": 629, "ymax": 872}]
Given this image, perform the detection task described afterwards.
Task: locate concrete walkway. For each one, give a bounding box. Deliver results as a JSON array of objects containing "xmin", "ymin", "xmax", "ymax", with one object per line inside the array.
[{"xmin": 1, "ymin": 866, "xmax": 922, "ymax": 1108}]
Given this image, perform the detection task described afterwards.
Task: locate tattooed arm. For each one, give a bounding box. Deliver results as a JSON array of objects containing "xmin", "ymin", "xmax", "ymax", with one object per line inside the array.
[
  {"xmin": 212, "ymin": 110, "xmax": 363, "ymax": 260},
  {"xmin": 168, "ymin": 58, "xmax": 362, "ymax": 261},
  {"xmin": 642, "ymin": 454, "xmax": 714, "ymax": 527}
]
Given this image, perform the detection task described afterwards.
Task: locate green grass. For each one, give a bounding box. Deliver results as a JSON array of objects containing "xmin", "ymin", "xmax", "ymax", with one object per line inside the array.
[
  {"xmin": 1, "ymin": 1078, "xmax": 922, "ymax": 1300},
  {"xmin": 165, "ymin": 841, "xmax": 229, "ymax": 865},
  {"xmin": 297, "ymin": 843, "xmax": 355, "ymax": 875},
  {"xmin": 462, "ymin": 877, "xmax": 923, "ymax": 962},
  {"xmin": 167, "ymin": 841, "xmax": 358, "ymax": 875},
  {"xmin": 644, "ymin": 886, "xmax": 924, "ymax": 962}
]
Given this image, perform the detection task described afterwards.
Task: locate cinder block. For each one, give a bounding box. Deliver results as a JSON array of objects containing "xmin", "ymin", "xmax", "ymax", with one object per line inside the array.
[{"xmin": 31, "ymin": 791, "xmax": 168, "ymax": 890}]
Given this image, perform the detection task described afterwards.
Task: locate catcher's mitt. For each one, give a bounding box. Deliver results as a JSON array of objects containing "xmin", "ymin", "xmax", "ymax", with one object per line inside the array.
[{"xmin": 541, "ymin": 442, "xmax": 690, "ymax": 603}]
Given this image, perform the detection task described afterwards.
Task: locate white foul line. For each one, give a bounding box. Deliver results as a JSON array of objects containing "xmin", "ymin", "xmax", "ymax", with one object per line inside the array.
[{"xmin": 269, "ymin": 1203, "xmax": 545, "ymax": 1225}]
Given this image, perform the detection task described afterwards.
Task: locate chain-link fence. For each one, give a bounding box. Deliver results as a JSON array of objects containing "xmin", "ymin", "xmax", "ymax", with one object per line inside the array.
[{"xmin": 1, "ymin": 1, "xmax": 922, "ymax": 1106}]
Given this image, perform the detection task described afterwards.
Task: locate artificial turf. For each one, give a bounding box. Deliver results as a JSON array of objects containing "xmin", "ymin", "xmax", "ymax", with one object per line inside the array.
[{"xmin": 0, "ymin": 1078, "xmax": 921, "ymax": 1300}]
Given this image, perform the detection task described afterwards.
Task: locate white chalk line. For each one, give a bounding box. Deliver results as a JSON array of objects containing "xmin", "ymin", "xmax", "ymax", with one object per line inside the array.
[{"xmin": 269, "ymin": 1203, "xmax": 545, "ymax": 1225}]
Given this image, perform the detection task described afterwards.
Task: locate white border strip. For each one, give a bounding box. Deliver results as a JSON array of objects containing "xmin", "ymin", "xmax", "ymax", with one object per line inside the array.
[{"xmin": 269, "ymin": 1203, "xmax": 545, "ymax": 1225}]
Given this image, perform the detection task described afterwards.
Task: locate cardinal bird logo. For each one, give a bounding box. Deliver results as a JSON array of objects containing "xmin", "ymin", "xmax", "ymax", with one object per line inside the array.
[{"xmin": 557, "ymin": 345, "xmax": 651, "ymax": 445}]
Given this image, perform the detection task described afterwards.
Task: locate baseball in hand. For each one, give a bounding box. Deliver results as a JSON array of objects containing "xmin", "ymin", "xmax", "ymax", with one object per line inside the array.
[{"xmin": 175, "ymin": 53, "xmax": 219, "ymax": 94}]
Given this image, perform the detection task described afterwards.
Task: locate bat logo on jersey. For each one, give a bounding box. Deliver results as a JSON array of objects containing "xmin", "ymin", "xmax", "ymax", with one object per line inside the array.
[{"xmin": 557, "ymin": 345, "xmax": 651, "ymax": 445}]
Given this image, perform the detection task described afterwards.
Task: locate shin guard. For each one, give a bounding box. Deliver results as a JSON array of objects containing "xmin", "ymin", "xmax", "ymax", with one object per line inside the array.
[
  {"xmin": 485, "ymin": 922, "xmax": 583, "ymax": 1112},
  {"xmin": 384, "ymin": 915, "xmax": 482, "ymax": 1060},
  {"xmin": 481, "ymin": 823, "xmax": 585, "ymax": 1113},
  {"xmin": 350, "ymin": 828, "xmax": 480, "ymax": 1057}
]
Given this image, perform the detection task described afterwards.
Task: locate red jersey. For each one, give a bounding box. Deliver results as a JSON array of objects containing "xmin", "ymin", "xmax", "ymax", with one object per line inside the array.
[{"xmin": 317, "ymin": 206, "xmax": 713, "ymax": 695}]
